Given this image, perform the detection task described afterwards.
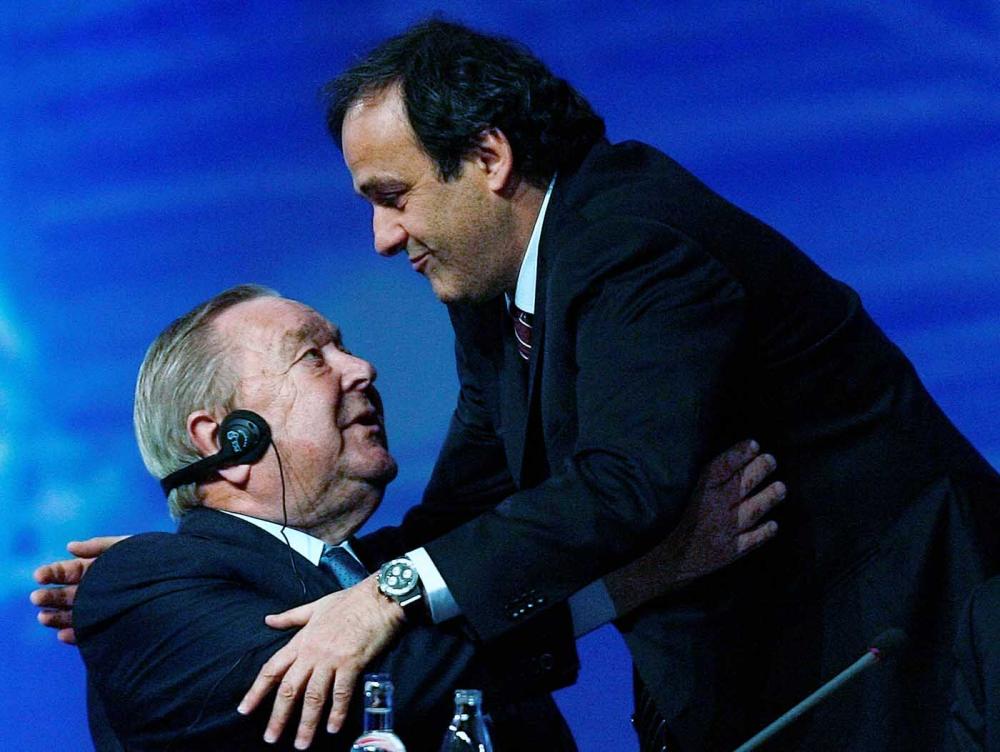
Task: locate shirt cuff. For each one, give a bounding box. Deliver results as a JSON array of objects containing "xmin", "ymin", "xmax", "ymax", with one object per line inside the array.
[
  {"xmin": 569, "ymin": 579, "xmax": 617, "ymax": 637},
  {"xmin": 406, "ymin": 547, "xmax": 462, "ymax": 623},
  {"xmin": 407, "ymin": 547, "xmax": 617, "ymax": 634}
]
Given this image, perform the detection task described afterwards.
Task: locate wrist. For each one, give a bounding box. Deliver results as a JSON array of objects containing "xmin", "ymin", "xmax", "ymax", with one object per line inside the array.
[{"xmin": 369, "ymin": 575, "xmax": 406, "ymax": 626}]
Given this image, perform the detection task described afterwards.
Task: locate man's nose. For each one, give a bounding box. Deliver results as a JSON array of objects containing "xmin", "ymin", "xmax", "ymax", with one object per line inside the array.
[
  {"xmin": 339, "ymin": 352, "xmax": 377, "ymax": 393},
  {"xmin": 373, "ymin": 207, "xmax": 407, "ymax": 256}
]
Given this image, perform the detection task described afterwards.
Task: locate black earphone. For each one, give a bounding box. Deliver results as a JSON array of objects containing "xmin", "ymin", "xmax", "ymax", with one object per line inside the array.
[
  {"xmin": 159, "ymin": 410, "xmax": 272, "ymax": 495},
  {"xmin": 158, "ymin": 407, "xmax": 308, "ymax": 749}
]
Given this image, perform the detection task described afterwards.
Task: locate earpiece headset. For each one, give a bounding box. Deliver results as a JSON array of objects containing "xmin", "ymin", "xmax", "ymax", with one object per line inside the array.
[
  {"xmin": 158, "ymin": 408, "xmax": 306, "ymax": 597},
  {"xmin": 158, "ymin": 409, "xmax": 311, "ymax": 749},
  {"xmin": 159, "ymin": 410, "xmax": 272, "ymax": 495}
]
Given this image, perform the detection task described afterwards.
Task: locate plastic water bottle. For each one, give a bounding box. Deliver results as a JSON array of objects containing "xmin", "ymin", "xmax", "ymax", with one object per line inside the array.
[
  {"xmin": 438, "ymin": 688, "xmax": 493, "ymax": 752},
  {"xmin": 350, "ymin": 674, "xmax": 406, "ymax": 752}
]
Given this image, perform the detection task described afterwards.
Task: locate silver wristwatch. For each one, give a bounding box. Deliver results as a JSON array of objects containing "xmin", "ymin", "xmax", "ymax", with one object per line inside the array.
[{"xmin": 377, "ymin": 557, "xmax": 425, "ymax": 619}]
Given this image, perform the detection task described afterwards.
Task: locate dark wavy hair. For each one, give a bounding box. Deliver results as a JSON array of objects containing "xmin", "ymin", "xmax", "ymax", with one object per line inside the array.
[{"xmin": 324, "ymin": 19, "xmax": 606, "ymax": 188}]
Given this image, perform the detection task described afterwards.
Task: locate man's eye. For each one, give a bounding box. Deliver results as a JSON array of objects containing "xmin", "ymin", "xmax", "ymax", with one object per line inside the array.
[
  {"xmin": 377, "ymin": 193, "xmax": 403, "ymax": 209},
  {"xmin": 303, "ymin": 348, "xmax": 324, "ymax": 362}
]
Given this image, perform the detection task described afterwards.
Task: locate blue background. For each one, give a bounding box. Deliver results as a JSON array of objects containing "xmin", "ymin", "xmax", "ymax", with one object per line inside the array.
[{"xmin": 2, "ymin": 2, "xmax": 997, "ymax": 749}]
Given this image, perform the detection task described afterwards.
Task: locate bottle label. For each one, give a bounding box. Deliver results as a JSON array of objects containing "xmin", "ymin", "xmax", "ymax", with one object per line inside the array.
[{"xmin": 351, "ymin": 731, "xmax": 407, "ymax": 752}]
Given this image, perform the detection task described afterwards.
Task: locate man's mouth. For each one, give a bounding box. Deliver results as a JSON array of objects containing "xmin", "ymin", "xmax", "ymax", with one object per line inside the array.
[
  {"xmin": 346, "ymin": 407, "xmax": 388, "ymax": 448},
  {"xmin": 338, "ymin": 389, "xmax": 388, "ymax": 447},
  {"xmin": 409, "ymin": 252, "xmax": 430, "ymax": 274},
  {"xmin": 341, "ymin": 407, "xmax": 379, "ymax": 430}
]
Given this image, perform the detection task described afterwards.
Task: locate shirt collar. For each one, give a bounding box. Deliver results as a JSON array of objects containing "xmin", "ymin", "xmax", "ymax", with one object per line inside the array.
[
  {"xmin": 219, "ymin": 510, "xmax": 360, "ymax": 566},
  {"xmin": 512, "ymin": 176, "xmax": 556, "ymax": 314}
]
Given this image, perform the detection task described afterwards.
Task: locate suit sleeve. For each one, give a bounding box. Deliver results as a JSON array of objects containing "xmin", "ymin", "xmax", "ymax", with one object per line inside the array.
[
  {"xmin": 76, "ymin": 536, "xmax": 306, "ymax": 750},
  {"xmin": 358, "ymin": 318, "xmax": 520, "ymax": 559},
  {"xmin": 75, "ymin": 535, "xmax": 507, "ymax": 751},
  {"xmin": 422, "ymin": 219, "xmax": 747, "ymax": 642},
  {"xmin": 356, "ymin": 299, "xmax": 582, "ymax": 692},
  {"xmin": 948, "ymin": 577, "xmax": 1000, "ymax": 752}
]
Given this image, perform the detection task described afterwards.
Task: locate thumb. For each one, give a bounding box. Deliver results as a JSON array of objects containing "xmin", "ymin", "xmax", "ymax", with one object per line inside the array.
[
  {"xmin": 265, "ymin": 601, "xmax": 315, "ymax": 629},
  {"xmin": 68, "ymin": 535, "xmax": 129, "ymax": 558}
]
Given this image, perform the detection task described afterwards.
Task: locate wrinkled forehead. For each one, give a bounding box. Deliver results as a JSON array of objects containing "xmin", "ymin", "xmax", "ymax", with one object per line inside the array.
[
  {"xmin": 214, "ymin": 297, "xmax": 340, "ymax": 365},
  {"xmin": 275, "ymin": 301, "xmax": 340, "ymax": 353}
]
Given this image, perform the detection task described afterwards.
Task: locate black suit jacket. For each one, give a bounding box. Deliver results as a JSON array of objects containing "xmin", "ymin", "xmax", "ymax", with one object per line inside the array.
[
  {"xmin": 75, "ymin": 508, "xmax": 575, "ymax": 751},
  {"xmin": 949, "ymin": 576, "xmax": 1000, "ymax": 752},
  {"xmin": 361, "ymin": 140, "xmax": 1000, "ymax": 750}
]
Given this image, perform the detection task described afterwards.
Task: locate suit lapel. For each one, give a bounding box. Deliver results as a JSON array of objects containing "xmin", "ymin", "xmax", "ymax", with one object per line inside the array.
[
  {"xmin": 498, "ymin": 228, "xmax": 550, "ymax": 489},
  {"xmin": 178, "ymin": 507, "xmax": 342, "ymax": 598},
  {"xmin": 520, "ymin": 230, "xmax": 549, "ymax": 488}
]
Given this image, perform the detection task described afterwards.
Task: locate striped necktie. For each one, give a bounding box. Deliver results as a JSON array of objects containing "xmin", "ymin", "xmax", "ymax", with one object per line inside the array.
[
  {"xmin": 319, "ymin": 543, "xmax": 368, "ymax": 588},
  {"xmin": 510, "ymin": 302, "xmax": 533, "ymax": 361}
]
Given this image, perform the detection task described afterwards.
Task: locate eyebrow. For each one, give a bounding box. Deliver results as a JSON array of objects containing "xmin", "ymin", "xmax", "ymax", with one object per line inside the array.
[
  {"xmin": 280, "ymin": 320, "xmax": 340, "ymax": 357},
  {"xmin": 356, "ymin": 176, "xmax": 407, "ymax": 200}
]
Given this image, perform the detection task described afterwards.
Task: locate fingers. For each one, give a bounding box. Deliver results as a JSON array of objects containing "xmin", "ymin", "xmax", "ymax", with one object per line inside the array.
[
  {"xmin": 238, "ymin": 644, "xmax": 299, "ymax": 718},
  {"xmin": 30, "ymin": 584, "xmax": 78, "ymax": 609},
  {"xmin": 242, "ymin": 587, "xmax": 400, "ymax": 747},
  {"xmin": 739, "ymin": 453, "xmax": 777, "ymax": 497},
  {"xmin": 32, "ymin": 582, "xmax": 78, "ymax": 640},
  {"xmin": 262, "ymin": 654, "xmax": 337, "ymax": 747},
  {"xmin": 57, "ymin": 627, "xmax": 78, "ymax": 645},
  {"xmin": 704, "ymin": 439, "xmax": 760, "ymax": 487},
  {"xmin": 67, "ymin": 535, "xmax": 128, "ymax": 558},
  {"xmin": 295, "ymin": 665, "xmax": 335, "ymax": 749},
  {"xmin": 33, "ymin": 536, "xmax": 125, "ymax": 586},
  {"xmin": 33, "ymin": 559, "xmax": 88, "ymax": 586},
  {"xmin": 37, "ymin": 607, "xmax": 74, "ymax": 630},
  {"xmin": 326, "ymin": 666, "xmax": 360, "ymax": 734},
  {"xmin": 737, "ymin": 520, "xmax": 779, "ymax": 556},
  {"xmin": 255, "ymin": 660, "xmax": 360, "ymax": 748},
  {"xmin": 265, "ymin": 602, "xmax": 315, "ymax": 631},
  {"xmin": 264, "ymin": 663, "xmax": 312, "ymax": 746},
  {"xmin": 737, "ymin": 481, "xmax": 786, "ymax": 531}
]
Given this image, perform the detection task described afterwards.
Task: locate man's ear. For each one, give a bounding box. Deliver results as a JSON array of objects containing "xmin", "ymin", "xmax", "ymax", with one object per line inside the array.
[
  {"xmin": 186, "ymin": 410, "xmax": 251, "ymax": 486},
  {"xmin": 472, "ymin": 127, "xmax": 516, "ymax": 195}
]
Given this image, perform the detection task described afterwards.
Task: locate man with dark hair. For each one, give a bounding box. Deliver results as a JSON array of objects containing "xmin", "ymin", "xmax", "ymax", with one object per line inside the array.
[
  {"xmin": 231, "ymin": 19, "xmax": 999, "ymax": 752},
  {"xmin": 324, "ymin": 22, "xmax": 605, "ymax": 189}
]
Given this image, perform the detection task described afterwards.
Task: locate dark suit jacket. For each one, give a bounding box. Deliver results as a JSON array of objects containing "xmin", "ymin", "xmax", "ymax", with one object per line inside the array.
[
  {"xmin": 75, "ymin": 508, "xmax": 575, "ymax": 751},
  {"xmin": 360, "ymin": 140, "xmax": 1000, "ymax": 750},
  {"xmin": 949, "ymin": 576, "xmax": 1000, "ymax": 752}
]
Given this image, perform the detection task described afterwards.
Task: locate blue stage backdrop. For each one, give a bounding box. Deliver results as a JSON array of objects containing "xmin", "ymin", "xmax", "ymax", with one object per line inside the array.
[{"xmin": 2, "ymin": 2, "xmax": 997, "ymax": 749}]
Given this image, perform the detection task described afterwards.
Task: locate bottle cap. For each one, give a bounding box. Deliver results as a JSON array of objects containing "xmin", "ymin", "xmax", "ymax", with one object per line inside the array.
[{"xmin": 454, "ymin": 689, "xmax": 482, "ymax": 705}]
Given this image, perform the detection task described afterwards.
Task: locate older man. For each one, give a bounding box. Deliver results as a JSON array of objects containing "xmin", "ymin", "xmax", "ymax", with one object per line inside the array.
[
  {"xmin": 46, "ymin": 284, "xmax": 781, "ymax": 750},
  {"xmin": 229, "ymin": 19, "xmax": 998, "ymax": 752}
]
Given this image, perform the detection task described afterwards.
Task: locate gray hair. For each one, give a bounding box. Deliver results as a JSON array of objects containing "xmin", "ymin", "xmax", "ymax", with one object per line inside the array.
[{"xmin": 134, "ymin": 284, "xmax": 278, "ymax": 518}]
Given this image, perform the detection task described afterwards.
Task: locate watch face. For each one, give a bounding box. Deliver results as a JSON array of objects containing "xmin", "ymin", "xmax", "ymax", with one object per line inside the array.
[{"xmin": 380, "ymin": 558, "xmax": 418, "ymax": 598}]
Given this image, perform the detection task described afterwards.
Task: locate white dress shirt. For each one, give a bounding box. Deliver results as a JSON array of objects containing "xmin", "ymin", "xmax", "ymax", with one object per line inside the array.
[{"xmin": 220, "ymin": 510, "xmax": 365, "ymax": 569}]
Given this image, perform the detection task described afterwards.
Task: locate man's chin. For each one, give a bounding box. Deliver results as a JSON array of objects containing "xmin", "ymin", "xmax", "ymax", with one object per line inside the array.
[
  {"xmin": 428, "ymin": 277, "xmax": 459, "ymax": 304},
  {"xmin": 365, "ymin": 453, "xmax": 398, "ymax": 488},
  {"xmin": 430, "ymin": 278, "xmax": 496, "ymax": 306},
  {"xmin": 378, "ymin": 458, "xmax": 399, "ymax": 486}
]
